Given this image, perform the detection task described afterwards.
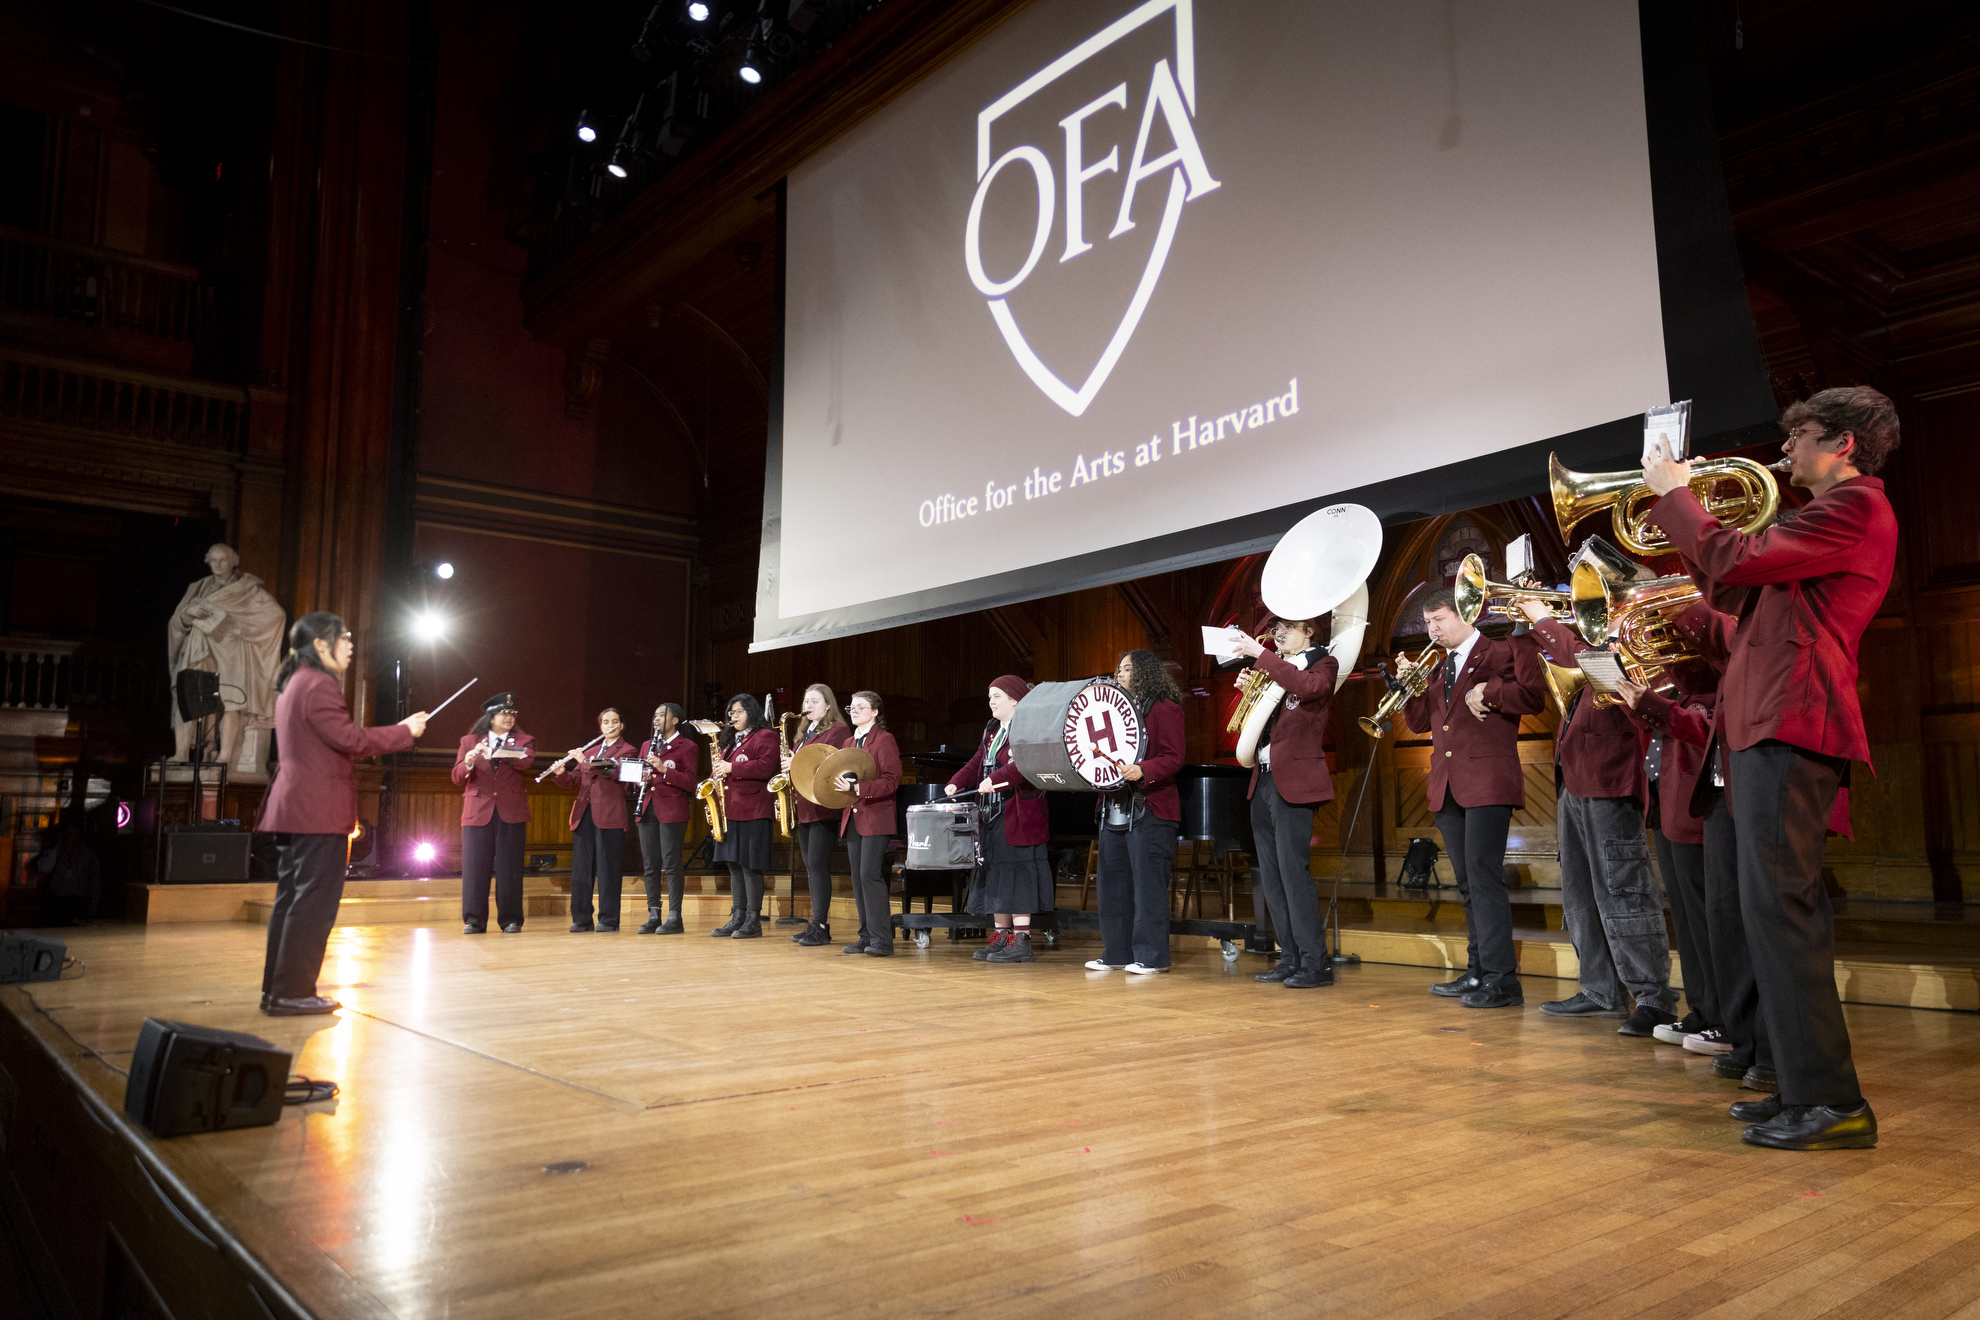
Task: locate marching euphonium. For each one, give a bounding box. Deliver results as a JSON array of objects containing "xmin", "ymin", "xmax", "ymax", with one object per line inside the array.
[
  {"xmin": 1572, "ymin": 568, "xmax": 1710, "ymax": 706},
  {"xmin": 1549, "ymin": 452, "xmax": 1790, "ymax": 556}
]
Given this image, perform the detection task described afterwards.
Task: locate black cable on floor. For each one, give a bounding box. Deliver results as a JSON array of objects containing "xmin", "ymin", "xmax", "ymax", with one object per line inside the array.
[{"xmin": 284, "ymin": 1076, "xmax": 339, "ymax": 1106}]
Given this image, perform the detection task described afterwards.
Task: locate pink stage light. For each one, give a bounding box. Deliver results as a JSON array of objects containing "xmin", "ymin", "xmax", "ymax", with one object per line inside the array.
[{"xmin": 413, "ymin": 842, "xmax": 437, "ymax": 865}]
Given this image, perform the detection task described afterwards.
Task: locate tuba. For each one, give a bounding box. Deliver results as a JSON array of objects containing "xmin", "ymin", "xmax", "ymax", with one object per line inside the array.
[
  {"xmin": 1232, "ymin": 503, "xmax": 1382, "ymax": 766},
  {"xmin": 1549, "ymin": 452, "xmax": 1790, "ymax": 556},
  {"xmin": 766, "ymin": 711, "xmax": 801, "ymax": 840}
]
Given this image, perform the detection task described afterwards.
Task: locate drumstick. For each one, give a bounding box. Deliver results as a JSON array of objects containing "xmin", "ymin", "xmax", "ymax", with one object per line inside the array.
[{"xmin": 426, "ymin": 677, "xmax": 478, "ymax": 719}]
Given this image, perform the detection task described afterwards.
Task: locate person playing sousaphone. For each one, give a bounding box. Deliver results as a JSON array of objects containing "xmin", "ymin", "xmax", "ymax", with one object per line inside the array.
[{"xmin": 944, "ymin": 675, "xmax": 1053, "ymax": 964}]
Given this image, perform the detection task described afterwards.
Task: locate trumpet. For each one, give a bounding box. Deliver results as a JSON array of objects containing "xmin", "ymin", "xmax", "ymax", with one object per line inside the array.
[
  {"xmin": 1454, "ymin": 553, "xmax": 1575, "ymax": 624},
  {"xmin": 1358, "ymin": 642, "xmax": 1446, "ymax": 738},
  {"xmin": 688, "ymin": 719, "xmax": 728, "ymax": 841},
  {"xmin": 1224, "ymin": 633, "xmax": 1279, "ymax": 734},
  {"xmin": 766, "ymin": 711, "xmax": 801, "ymax": 840},
  {"xmin": 1550, "ymin": 453, "xmax": 1790, "ymax": 556}
]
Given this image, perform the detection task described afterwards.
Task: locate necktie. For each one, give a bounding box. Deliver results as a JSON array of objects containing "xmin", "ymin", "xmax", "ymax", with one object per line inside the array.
[
  {"xmin": 1444, "ymin": 653, "xmax": 1459, "ymax": 698},
  {"xmin": 1646, "ymin": 733, "xmax": 1664, "ymax": 783}
]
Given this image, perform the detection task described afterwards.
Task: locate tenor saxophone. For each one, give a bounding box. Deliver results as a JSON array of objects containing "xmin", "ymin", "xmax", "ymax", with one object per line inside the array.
[{"xmin": 766, "ymin": 711, "xmax": 800, "ymax": 840}]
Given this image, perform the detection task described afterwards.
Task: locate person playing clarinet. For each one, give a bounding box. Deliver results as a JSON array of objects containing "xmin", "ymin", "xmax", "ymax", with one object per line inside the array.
[{"xmin": 633, "ymin": 703, "xmax": 697, "ymax": 934}]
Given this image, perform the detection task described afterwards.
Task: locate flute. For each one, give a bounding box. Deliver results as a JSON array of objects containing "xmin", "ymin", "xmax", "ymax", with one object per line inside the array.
[{"xmin": 537, "ymin": 731, "xmax": 609, "ymax": 783}]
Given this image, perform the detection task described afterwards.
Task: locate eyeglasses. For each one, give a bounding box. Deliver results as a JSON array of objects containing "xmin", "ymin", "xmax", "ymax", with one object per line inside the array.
[{"xmin": 1786, "ymin": 424, "xmax": 1833, "ymax": 445}]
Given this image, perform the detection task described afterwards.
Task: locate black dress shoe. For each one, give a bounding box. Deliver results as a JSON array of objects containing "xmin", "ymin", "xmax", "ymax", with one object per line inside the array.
[
  {"xmin": 1461, "ymin": 985, "xmax": 1524, "ymax": 1009},
  {"xmin": 711, "ymin": 912, "xmax": 743, "ymax": 937},
  {"xmin": 1730, "ymin": 1094, "xmax": 1783, "ymax": 1122},
  {"xmin": 501, "ymin": 922, "xmax": 522, "ymax": 933},
  {"xmin": 596, "ymin": 922, "xmax": 619, "ymax": 932},
  {"xmin": 841, "ymin": 937, "xmax": 870, "ymax": 955},
  {"xmin": 1742, "ymin": 1065, "xmax": 1778, "ymax": 1092},
  {"xmin": 794, "ymin": 922, "xmax": 832, "ymax": 947},
  {"xmin": 1256, "ymin": 959, "xmax": 1298, "ymax": 983},
  {"xmin": 659, "ymin": 914, "xmax": 683, "ymax": 934},
  {"xmin": 570, "ymin": 921, "xmax": 595, "ymax": 933},
  {"xmin": 731, "ymin": 915, "xmax": 763, "ymax": 939},
  {"xmin": 259, "ymin": 992, "xmax": 272, "ymax": 1011},
  {"xmin": 1284, "ymin": 964, "xmax": 1334, "ymax": 989},
  {"xmin": 463, "ymin": 923, "xmax": 486, "ymax": 935},
  {"xmin": 265, "ymin": 995, "xmax": 341, "ymax": 1017},
  {"xmin": 637, "ymin": 911, "xmax": 664, "ymax": 933},
  {"xmin": 1742, "ymin": 1102, "xmax": 1877, "ymax": 1151},
  {"xmin": 863, "ymin": 943, "xmax": 895, "ymax": 957},
  {"xmin": 1617, "ymin": 1005, "xmax": 1678, "ymax": 1038},
  {"xmin": 1540, "ymin": 991, "xmax": 1626, "ymax": 1018},
  {"xmin": 1429, "ymin": 972, "xmax": 1482, "ymax": 998},
  {"xmin": 1711, "ymin": 1056, "xmax": 1748, "ymax": 1080}
]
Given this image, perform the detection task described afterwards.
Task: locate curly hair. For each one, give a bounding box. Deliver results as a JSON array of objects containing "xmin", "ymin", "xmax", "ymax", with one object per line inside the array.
[
  {"xmin": 1781, "ymin": 386, "xmax": 1900, "ymax": 475},
  {"xmin": 1118, "ymin": 650, "xmax": 1183, "ymax": 706}
]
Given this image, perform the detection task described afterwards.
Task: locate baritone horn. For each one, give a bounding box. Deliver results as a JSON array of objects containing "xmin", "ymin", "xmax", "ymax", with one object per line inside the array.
[
  {"xmin": 1572, "ymin": 569, "xmax": 1710, "ymax": 707},
  {"xmin": 1231, "ymin": 503, "xmax": 1383, "ymax": 765},
  {"xmin": 1549, "ymin": 453, "xmax": 1790, "ymax": 556}
]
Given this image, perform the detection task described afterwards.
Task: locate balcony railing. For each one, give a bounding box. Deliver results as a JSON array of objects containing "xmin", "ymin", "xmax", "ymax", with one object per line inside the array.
[
  {"xmin": 0, "ymin": 224, "xmax": 216, "ymax": 346},
  {"xmin": 0, "ymin": 349, "xmax": 248, "ymax": 453},
  {"xmin": 1, "ymin": 638, "xmax": 163, "ymax": 714}
]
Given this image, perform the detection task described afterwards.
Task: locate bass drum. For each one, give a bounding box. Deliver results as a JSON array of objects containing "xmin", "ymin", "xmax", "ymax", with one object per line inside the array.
[{"xmin": 1009, "ymin": 678, "xmax": 1145, "ymax": 793}]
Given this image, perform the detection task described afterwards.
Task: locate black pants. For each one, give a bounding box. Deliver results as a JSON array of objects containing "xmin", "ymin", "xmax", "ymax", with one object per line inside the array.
[
  {"xmin": 462, "ymin": 818, "xmax": 526, "ymax": 929},
  {"xmin": 795, "ymin": 820, "xmax": 836, "ymax": 922},
  {"xmin": 1250, "ymin": 769, "xmax": 1328, "ymax": 967},
  {"xmin": 570, "ymin": 809, "xmax": 624, "ymax": 926},
  {"xmin": 637, "ymin": 816, "xmax": 686, "ymax": 915},
  {"xmin": 1431, "ymin": 799, "xmax": 1517, "ymax": 990},
  {"xmin": 846, "ymin": 830, "xmax": 892, "ymax": 949},
  {"xmin": 1729, "ymin": 741, "xmax": 1859, "ymax": 1108},
  {"xmin": 727, "ymin": 863, "xmax": 764, "ymax": 916},
  {"xmin": 1098, "ymin": 817, "xmax": 1179, "ymax": 968},
  {"xmin": 1654, "ymin": 828, "xmax": 1717, "ymax": 1026},
  {"xmin": 1703, "ymin": 787, "xmax": 1771, "ymax": 1071},
  {"xmin": 262, "ymin": 832, "xmax": 347, "ymax": 1000}
]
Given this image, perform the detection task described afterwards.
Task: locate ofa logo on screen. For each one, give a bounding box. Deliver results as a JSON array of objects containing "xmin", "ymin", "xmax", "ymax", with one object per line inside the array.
[{"xmin": 965, "ymin": 0, "xmax": 1218, "ymax": 418}]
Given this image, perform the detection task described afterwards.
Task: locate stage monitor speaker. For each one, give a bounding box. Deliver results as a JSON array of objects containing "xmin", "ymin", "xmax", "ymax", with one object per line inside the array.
[
  {"xmin": 0, "ymin": 931, "xmax": 65, "ymax": 983},
  {"xmin": 165, "ymin": 830, "xmax": 252, "ymax": 882},
  {"xmin": 124, "ymin": 1019, "xmax": 290, "ymax": 1139},
  {"xmin": 175, "ymin": 669, "xmax": 222, "ymax": 721}
]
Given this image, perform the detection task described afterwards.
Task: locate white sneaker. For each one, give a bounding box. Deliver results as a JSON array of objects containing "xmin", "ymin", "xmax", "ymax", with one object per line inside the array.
[
  {"xmin": 1682, "ymin": 1028, "xmax": 1733, "ymax": 1055},
  {"xmin": 1084, "ymin": 959, "xmax": 1124, "ymax": 971},
  {"xmin": 1124, "ymin": 962, "xmax": 1169, "ymax": 975}
]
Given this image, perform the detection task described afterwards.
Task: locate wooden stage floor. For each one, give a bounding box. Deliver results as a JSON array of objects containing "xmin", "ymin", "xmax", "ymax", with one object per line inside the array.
[{"xmin": 13, "ymin": 916, "xmax": 1980, "ymax": 1319}]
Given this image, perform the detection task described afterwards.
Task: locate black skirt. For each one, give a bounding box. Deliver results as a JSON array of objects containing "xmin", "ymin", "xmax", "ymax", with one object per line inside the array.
[
  {"xmin": 968, "ymin": 812, "xmax": 1056, "ymax": 915},
  {"xmin": 713, "ymin": 816, "xmax": 774, "ymax": 871}
]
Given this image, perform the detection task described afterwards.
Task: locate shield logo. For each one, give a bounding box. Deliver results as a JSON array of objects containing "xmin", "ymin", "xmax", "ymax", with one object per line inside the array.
[{"xmin": 965, "ymin": 0, "xmax": 1219, "ymax": 418}]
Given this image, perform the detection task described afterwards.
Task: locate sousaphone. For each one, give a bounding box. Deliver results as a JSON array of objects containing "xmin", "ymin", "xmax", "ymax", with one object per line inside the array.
[
  {"xmin": 1232, "ymin": 503, "xmax": 1382, "ymax": 766},
  {"xmin": 811, "ymin": 745, "xmax": 878, "ymax": 810}
]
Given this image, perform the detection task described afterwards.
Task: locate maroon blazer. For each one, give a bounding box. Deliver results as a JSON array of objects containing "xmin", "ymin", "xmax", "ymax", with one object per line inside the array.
[
  {"xmin": 948, "ymin": 723, "xmax": 1047, "ymax": 847},
  {"xmin": 1628, "ymin": 689, "xmax": 1718, "ymax": 845},
  {"xmin": 1652, "ymin": 475, "xmax": 1897, "ymax": 766},
  {"xmin": 555, "ymin": 736, "xmax": 638, "ymax": 831},
  {"xmin": 256, "ymin": 667, "xmax": 415, "ymax": 835},
  {"xmin": 791, "ymin": 719, "xmax": 851, "ymax": 825},
  {"xmin": 633, "ymin": 731, "xmax": 699, "ymax": 825},
  {"xmin": 1528, "ymin": 617, "xmax": 1648, "ymax": 805},
  {"xmin": 1136, "ymin": 698, "xmax": 1185, "ymax": 822},
  {"xmin": 452, "ymin": 731, "xmax": 535, "ymax": 826},
  {"xmin": 1244, "ymin": 648, "xmax": 1339, "ymax": 806},
  {"xmin": 720, "ymin": 727, "xmax": 779, "ymax": 822},
  {"xmin": 841, "ymin": 724, "xmax": 902, "ymax": 838},
  {"xmin": 1403, "ymin": 632, "xmax": 1546, "ymax": 810}
]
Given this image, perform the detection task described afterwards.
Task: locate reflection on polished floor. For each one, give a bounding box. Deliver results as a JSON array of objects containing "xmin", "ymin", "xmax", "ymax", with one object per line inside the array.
[{"xmin": 19, "ymin": 917, "xmax": 1980, "ymax": 1319}]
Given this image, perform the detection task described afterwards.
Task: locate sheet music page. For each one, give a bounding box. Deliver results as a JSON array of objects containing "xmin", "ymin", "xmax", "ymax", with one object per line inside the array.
[
  {"xmin": 1575, "ymin": 650, "xmax": 1627, "ymax": 695},
  {"xmin": 1202, "ymin": 625, "xmax": 1249, "ymax": 664},
  {"xmin": 1642, "ymin": 400, "xmax": 1691, "ymax": 462}
]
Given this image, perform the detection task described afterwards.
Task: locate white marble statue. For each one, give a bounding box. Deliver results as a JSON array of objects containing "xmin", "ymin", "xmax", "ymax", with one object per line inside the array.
[{"xmin": 168, "ymin": 543, "xmax": 286, "ymax": 773}]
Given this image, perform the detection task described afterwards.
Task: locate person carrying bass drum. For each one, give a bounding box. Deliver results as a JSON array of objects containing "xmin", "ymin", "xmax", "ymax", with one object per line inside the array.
[
  {"xmin": 788, "ymin": 683, "xmax": 851, "ymax": 948},
  {"xmin": 946, "ymin": 674, "xmax": 1053, "ymax": 963},
  {"xmin": 1087, "ymin": 651, "xmax": 1186, "ymax": 975}
]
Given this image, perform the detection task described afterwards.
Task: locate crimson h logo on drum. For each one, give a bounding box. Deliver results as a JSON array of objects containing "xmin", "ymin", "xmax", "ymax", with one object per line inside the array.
[{"xmin": 965, "ymin": 0, "xmax": 1219, "ymax": 418}]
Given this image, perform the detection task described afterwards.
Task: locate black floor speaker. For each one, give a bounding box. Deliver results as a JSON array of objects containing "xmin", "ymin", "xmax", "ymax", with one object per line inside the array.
[
  {"xmin": 124, "ymin": 1019, "xmax": 291, "ymax": 1138},
  {"xmin": 0, "ymin": 931, "xmax": 65, "ymax": 983},
  {"xmin": 165, "ymin": 830, "xmax": 253, "ymax": 882}
]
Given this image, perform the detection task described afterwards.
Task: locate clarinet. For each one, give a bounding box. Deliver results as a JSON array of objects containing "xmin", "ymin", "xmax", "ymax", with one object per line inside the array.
[{"xmin": 633, "ymin": 718, "xmax": 662, "ymax": 821}]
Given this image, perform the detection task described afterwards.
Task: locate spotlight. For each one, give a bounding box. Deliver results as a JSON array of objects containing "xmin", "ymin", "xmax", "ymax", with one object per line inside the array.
[
  {"xmin": 739, "ymin": 19, "xmax": 768, "ymax": 84},
  {"xmin": 687, "ymin": 1, "xmax": 710, "ymax": 19},
  {"xmin": 575, "ymin": 110, "xmax": 598, "ymax": 143},
  {"xmin": 413, "ymin": 841, "xmax": 437, "ymax": 866},
  {"xmin": 606, "ymin": 150, "xmax": 631, "ymax": 179},
  {"xmin": 413, "ymin": 610, "xmax": 447, "ymax": 643},
  {"xmin": 435, "ymin": 562, "xmax": 454, "ymax": 580}
]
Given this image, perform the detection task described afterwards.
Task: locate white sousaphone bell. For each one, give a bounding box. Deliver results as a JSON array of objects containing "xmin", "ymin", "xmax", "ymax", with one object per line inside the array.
[{"xmin": 1229, "ymin": 503, "xmax": 1383, "ymax": 767}]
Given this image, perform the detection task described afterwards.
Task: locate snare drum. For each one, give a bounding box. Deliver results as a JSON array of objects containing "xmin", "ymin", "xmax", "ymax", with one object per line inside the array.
[{"xmin": 905, "ymin": 801, "xmax": 979, "ymax": 870}]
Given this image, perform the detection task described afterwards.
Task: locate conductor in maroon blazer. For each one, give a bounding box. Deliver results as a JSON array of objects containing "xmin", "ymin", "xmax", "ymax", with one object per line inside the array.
[
  {"xmin": 1402, "ymin": 587, "xmax": 1545, "ymax": 1008},
  {"xmin": 1643, "ymin": 385, "xmax": 1900, "ymax": 1150},
  {"xmin": 836, "ymin": 692, "xmax": 902, "ymax": 956},
  {"xmin": 256, "ymin": 613, "xmax": 424, "ymax": 1015},
  {"xmin": 1231, "ymin": 612, "xmax": 1340, "ymax": 988},
  {"xmin": 452, "ymin": 693, "xmax": 535, "ymax": 934},
  {"xmin": 1520, "ymin": 605, "xmax": 1675, "ymax": 1030}
]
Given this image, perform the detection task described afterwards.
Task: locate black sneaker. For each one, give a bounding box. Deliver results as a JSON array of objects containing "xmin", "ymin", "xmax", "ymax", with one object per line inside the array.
[
  {"xmin": 659, "ymin": 914, "xmax": 683, "ymax": 934},
  {"xmin": 711, "ymin": 912, "xmax": 743, "ymax": 937},
  {"xmin": 1618, "ymin": 1005, "xmax": 1677, "ymax": 1037},
  {"xmin": 731, "ymin": 915, "xmax": 763, "ymax": 939},
  {"xmin": 463, "ymin": 923, "xmax": 486, "ymax": 935},
  {"xmin": 794, "ymin": 922, "xmax": 832, "ymax": 947},
  {"xmin": 841, "ymin": 937, "xmax": 870, "ymax": 955},
  {"xmin": 1540, "ymin": 991, "xmax": 1626, "ymax": 1018},
  {"xmin": 1653, "ymin": 1010, "xmax": 1704, "ymax": 1044},
  {"xmin": 501, "ymin": 922, "xmax": 522, "ymax": 933},
  {"xmin": 637, "ymin": 911, "xmax": 665, "ymax": 934},
  {"xmin": 596, "ymin": 922, "xmax": 619, "ymax": 933}
]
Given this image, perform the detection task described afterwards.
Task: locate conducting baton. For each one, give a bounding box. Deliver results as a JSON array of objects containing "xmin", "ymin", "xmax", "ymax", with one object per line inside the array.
[{"xmin": 426, "ymin": 677, "xmax": 479, "ymax": 719}]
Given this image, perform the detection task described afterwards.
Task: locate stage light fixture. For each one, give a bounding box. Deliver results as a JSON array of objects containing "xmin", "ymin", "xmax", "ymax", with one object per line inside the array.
[
  {"xmin": 687, "ymin": 1, "xmax": 710, "ymax": 19},
  {"xmin": 413, "ymin": 841, "xmax": 437, "ymax": 865},
  {"xmin": 739, "ymin": 47, "xmax": 764, "ymax": 83},
  {"xmin": 413, "ymin": 610, "xmax": 447, "ymax": 643},
  {"xmin": 435, "ymin": 562, "xmax": 454, "ymax": 580},
  {"xmin": 606, "ymin": 150, "xmax": 631, "ymax": 179},
  {"xmin": 576, "ymin": 110, "xmax": 598, "ymax": 143}
]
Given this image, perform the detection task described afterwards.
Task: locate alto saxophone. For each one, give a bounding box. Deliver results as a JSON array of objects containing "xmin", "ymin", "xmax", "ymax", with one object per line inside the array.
[
  {"xmin": 766, "ymin": 711, "xmax": 800, "ymax": 840},
  {"xmin": 1223, "ymin": 632, "xmax": 1280, "ymax": 733},
  {"xmin": 688, "ymin": 720, "xmax": 727, "ymax": 841}
]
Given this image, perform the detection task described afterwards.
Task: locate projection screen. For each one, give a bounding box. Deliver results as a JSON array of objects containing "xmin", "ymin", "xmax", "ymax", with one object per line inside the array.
[{"xmin": 754, "ymin": 0, "xmax": 1772, "ymax": 650}]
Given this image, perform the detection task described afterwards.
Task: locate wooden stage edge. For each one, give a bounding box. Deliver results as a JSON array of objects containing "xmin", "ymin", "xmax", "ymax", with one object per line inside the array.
[{"xmin": 3, "ymin": 920, "xmax": 1980, "ymax": 1319}]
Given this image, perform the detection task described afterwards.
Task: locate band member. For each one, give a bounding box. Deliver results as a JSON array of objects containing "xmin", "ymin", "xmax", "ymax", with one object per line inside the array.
[
  {"xmin": 1514, "ymin": 597, "xmax": 1678, "ymax": 1036},
  {"xmin": 1644, "ymin": 384, "xmax": 1900, "ymax": 1150},
  {"xmin": 454, "ymin": 692, "xmax": 534, "ymax": 934},
  {"xmin": 710, "ymin": 694, "xmax": 778, "ymax": 938},
  {"xmin": 945, "ymin": 675, "xmax": 1052, "ymax": 963},
  {"xmin": 553, "ymin": 708, "xmax": 638, "ymax": 932},
  {"xmin": 1088, "ymin": 650, "xmax": 1185, "ymax": 974},
  {"xmin": 1402, "ymin": 588, "xmax": 1545, "ymax": 1007},
  {"xmin": 787, "ymin": 683, "xmax": 851, "ymax": 948},
  {"xmin": 256, "ymin": 613, "xmax": 426, "ymax": 1015},
  {"xmin": 633, "ymin": 703, "xmax": 697, "ymax": 934},
  {"xmin": 1232, "ymin": 613, "xmax": 1339, "ymax": 988},
  {"xmin": 837, "ymin": 690, "xmax": 901, "ymax": 957}
]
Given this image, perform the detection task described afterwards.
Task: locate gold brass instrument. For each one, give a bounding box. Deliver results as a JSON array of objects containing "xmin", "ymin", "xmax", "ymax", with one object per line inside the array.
[
  {"xmin": 688, "ymin": 719, "xmax": 728, "ymax": 841},
  {"xmin": 1549, "ymin": 453, "xmax": 1790, "ymax": 556},
  {"xmin": 1541, "ymin": 659, "xmax": 1590, "ymax": 721},
  {"xmin": 1224, "ymin": 633, "xmax": 1279, "ymax": 735},
  {"xmin": 767, "ymin": 712, "xmax": 801, "ymax": 839},
  {"xmin": 1574, "ymin": 572, "xmax": 1708, "ymax": 707},
  {"xmin": 1454, "ymin": 553, "xmax": 1575, "ymax": 624},
  {"xmin": 1358, "ymin": 643, "xmax": 1446, "ymax": 738}
]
